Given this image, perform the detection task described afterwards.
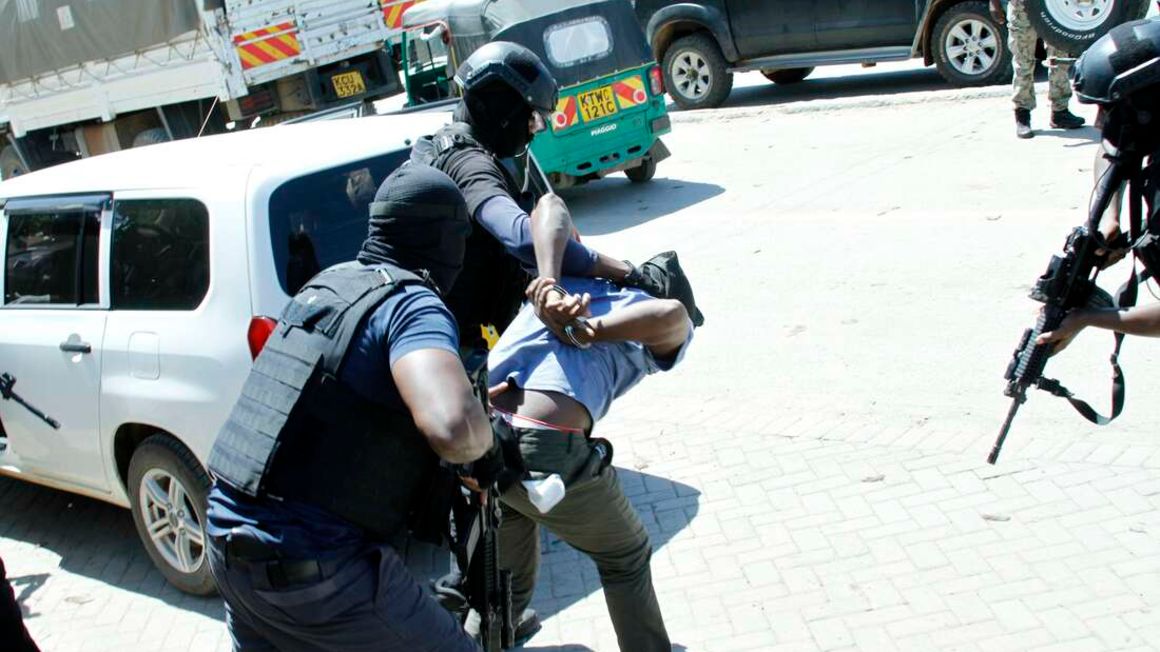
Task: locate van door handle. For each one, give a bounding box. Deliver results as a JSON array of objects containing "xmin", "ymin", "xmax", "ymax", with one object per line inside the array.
[{"xmin": 59, "ymin": 341, "xmax": 92, "ymax": 354}]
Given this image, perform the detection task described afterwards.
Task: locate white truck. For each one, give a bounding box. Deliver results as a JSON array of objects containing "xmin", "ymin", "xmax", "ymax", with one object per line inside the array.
[{"xmin": 0, "ymin": 0, "xmax": 423, "ymax": 179}]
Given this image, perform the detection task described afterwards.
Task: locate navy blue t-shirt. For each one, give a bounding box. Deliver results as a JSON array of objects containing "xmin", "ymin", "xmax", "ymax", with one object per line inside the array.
[{"xmin": 206, "ymin": 283, "xmax": 459, "ymax": 558}]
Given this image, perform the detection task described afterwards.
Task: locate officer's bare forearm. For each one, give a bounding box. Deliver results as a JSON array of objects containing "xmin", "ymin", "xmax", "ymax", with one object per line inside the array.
[
  {"xmin": 393, "ymin": 349, "xmax": 493, "ymax": 463},
  {"xmin": 587, "ymin": 298, "xmax": 689, "ymax": 358},
  {"xmin": 1073, "ymin": 304, "xmax": 1160, "ymax": 337},
  {"xmin": 1094, "ymin": 144, "xmax": 1123, "ymax": 237}
]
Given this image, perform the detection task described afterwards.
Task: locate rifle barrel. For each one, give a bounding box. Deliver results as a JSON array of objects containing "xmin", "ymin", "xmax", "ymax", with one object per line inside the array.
[{"xmin": 988, "ymin": 395, "xmax": 1023, "ymax": 464}]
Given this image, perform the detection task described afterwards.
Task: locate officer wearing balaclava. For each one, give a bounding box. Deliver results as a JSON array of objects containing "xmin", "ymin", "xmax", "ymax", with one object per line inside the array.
[
  {"xmin": 411, "ymin": 41, "xmax": 647, "ymax": 353},
  {"xmin": 205, "ymin": 164, "xmax": 500, "ymax": 651}
]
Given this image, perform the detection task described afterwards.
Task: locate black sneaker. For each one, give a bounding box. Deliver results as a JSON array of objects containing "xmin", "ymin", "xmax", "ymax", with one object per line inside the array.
[
  {"xmin": 1051, "ymin": 109, "xmax": 1086, "ymax": 129},
  {"xmin": 1015, "ymin": 108, "xmax": 1034, "ymax": 139}
]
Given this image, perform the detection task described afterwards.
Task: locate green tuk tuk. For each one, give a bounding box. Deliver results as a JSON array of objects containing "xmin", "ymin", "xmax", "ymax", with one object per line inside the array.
[{"xmin": 399, "ymin": 0, "xmax": 671, "ymax": 188}]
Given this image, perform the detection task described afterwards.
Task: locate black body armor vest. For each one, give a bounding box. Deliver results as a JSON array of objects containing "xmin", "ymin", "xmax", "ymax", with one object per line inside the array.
[
  {"xmin": 208, "ymin": 262, "xmax": 441, "ymax": 539},
  {"xmin": 411, "ymin": 123, "xmax": 532, "ymax": 350}
]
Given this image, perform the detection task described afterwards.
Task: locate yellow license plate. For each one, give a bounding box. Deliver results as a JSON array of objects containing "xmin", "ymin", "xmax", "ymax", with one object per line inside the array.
[
  {"xmin": 331, "ymin": 71, "xmax": 367, "ymax": 98},
  {"xmin": 578, "ymin": 86, "xmax": 618, "ymax": 122}
]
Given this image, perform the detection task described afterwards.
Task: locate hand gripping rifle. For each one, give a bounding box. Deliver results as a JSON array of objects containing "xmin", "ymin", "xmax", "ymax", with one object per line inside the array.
[
  {"xmin": 989, "ymin": 148, "xmax": 1146, "ymax": 464},
  {"xmin": 457, "ymin": 350, "xmax": 514, "ymax": 651},
  {"xmin": 0, "ymin": 373, "xmax": 60, "ymax": 430}
]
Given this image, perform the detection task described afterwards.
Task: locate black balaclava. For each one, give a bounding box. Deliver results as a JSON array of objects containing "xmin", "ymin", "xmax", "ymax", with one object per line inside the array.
[
  {"xmin": 357, "ymin": 164, "xmax": 471, "ymax": 294},
  {"xmin": 458, "ymin": 78, "xmax": 534, "ymax": 158}
]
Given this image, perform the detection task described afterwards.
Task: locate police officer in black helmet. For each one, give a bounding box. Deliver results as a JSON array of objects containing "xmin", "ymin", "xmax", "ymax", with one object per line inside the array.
[
  {"xmin": 1039, "ymin": 18, "xmax": 1160, "ymax": 349},
  {"xmin": 411, "ymin": 41, "xmax": 647, "ymax": 354},
  {"xmin": 204, "ymin": 164, "xmax": 500, "ymax": 651}
]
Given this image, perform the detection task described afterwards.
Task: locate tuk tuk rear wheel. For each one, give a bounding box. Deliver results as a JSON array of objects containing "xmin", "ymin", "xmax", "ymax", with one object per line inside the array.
[{"xmin": 626, "ymin": 157, "xmax": 657, "ymax": 183}]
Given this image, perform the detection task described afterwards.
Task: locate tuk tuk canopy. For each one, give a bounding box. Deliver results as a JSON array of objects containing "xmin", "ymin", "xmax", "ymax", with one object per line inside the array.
[{"xmin": 401, "ymin": 0, "xmax": 654, "ymax": 90}]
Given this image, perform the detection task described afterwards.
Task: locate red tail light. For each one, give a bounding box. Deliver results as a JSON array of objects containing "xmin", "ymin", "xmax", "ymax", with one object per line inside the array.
[
  {"xmin": 247, "ymin": 316, "xmax": 277, "ymax": 360},
  {"xmin": 648, "ymin": 66, "xmax": 664, "ymax": 96}
]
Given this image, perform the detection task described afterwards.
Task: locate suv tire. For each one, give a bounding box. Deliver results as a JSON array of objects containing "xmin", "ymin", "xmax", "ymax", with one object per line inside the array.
[
  {"xmin": 762, "ymin": 67, "xmax": 815, "ymax": 85},
  {"xmin": 1027, "ymin": 0, "xmax": 1148, "ymax": 54},
  {"xmin": 933, "ymin": 1, "xmax": 1013, "ymax": 87},
  {"xmin": 662, "ymin": 33, "xmax": 733, "ymax": 110},
  {"xmin": 127, "ymin": 434, "xmax": 216, "ymax": 596}
]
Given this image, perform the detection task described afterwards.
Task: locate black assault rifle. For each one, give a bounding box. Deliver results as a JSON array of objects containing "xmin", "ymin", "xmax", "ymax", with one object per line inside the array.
[
  {"xmin": 456, "ymin": 350, "xmax": 514, "ymax": 651},
  {"xmin": 988, "ymin": 151, "xmax": 1142, "ymax": 464},
  {"xmin": 0, "ymin": 373, "xmax": 60, "ymax": 430}
]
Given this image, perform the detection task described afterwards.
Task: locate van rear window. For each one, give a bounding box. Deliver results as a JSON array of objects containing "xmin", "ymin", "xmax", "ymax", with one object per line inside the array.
[
  {"xmin": 544, "ymin": 16, "xmax": 613, "ymax": 68},
  {"xmin": 268, "ymin": 150, "xmax": 409, "ymax": 295}
]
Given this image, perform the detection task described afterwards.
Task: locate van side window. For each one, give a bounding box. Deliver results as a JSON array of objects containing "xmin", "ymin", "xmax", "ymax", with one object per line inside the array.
[
  {"xmin": 268, "ymin": 150, "xmax": 409, "ymax": 295},
  {"xmin": 4, "ymin": 206, "xmax": 100, "ymax": 306},
  {"xmin": 111, "ymin": 199, "xmax": 210, "ymax": 310}
]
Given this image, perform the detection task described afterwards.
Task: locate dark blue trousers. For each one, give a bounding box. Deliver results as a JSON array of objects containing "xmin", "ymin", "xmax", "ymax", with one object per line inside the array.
[{"xmin": 207, "ymin": 535, "xmax": 479, "ymax": 652}]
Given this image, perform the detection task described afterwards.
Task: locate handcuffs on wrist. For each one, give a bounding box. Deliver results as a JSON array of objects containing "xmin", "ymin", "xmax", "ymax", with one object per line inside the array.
[{"xmin": 546, "ymin": 284, "xmax": 592, "ymax": 350}]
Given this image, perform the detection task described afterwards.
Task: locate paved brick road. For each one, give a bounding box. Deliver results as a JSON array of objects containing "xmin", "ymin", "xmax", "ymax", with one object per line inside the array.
[{"xmin": 4, "ymin": 77, "xmax": 1160, "ymax": 651}]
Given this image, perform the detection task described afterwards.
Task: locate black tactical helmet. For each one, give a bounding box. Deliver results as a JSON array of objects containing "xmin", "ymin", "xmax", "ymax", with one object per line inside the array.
[
  {"xmin": 1074, "ymin": 18, "xmax": 1160, "ymax": 106},
  {"xmin": 454, "ymin": 41, "xmax": 559, "ymax": 115}
]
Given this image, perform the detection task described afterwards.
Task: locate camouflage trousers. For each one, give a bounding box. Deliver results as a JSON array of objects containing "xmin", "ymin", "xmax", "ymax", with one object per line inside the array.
[{"xmin": 1007, "ymin": 0, "xmax": 1074, "ymax": 112}]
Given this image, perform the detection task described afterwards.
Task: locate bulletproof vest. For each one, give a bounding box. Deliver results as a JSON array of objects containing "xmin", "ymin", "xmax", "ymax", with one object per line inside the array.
[
  {"xmin": 208, "ymin": 262, "xmax": 439, "ymax": 539},
  {"xmin": 412, "ymin": 123, "xmax": 532, "ymax": 350}
]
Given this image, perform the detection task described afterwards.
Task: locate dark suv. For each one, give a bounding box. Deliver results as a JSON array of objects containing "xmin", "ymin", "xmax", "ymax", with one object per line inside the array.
[{"xmin": 636, "ymin": 0, "xmax": 1015, "ymax": 109}]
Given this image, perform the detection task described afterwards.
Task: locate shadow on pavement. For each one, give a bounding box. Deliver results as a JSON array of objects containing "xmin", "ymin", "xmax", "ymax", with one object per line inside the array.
[
  {"xmin": 721, "ymin": 67, "xmax": 954, "ymax": 110},
  {"xmin": 0, "ymin": 476, "xmax": 224, "ymax": 621},
  {"xmin": 8, "ymin": 572, "xmax": 47, "ymax": 618},
  {"xmin": 560, "ymin": 176, "xmax": 724, "ymax": 235}
]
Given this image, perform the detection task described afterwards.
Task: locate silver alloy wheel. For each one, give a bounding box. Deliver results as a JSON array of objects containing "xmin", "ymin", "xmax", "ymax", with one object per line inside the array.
[
  {"xmin": 945, "ymin": 19, "xmax": 1000, "ymax": 76},
  {"xmin": 139, "ymin": 468, "xmax": 205, "ymax": 574},
  {"xmin": 1043, "ymin": 0, "xmax": 1113, "ymax": 32},
  {"xmin": 669, "ymin": 50, "xmax": 711, "ymax": 101}
]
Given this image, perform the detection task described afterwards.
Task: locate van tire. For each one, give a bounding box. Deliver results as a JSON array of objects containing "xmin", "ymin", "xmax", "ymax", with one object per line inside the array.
[
  {"xmin": 0, "ymin": 145, "xmax": 28, "ymax": 179},
  {"xmin": 662, "ymin": 33, "xmax": 733, "ymax": 110},
  {"xmin": 933, "ymin": 1, "xmax": 1013, "ymax": 87},
  {"xmin": 127, "ymin": 435, "xmax": 217, "ymax": 596}
]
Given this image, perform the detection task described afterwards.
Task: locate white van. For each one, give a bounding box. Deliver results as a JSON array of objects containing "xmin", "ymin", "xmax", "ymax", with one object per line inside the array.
[{"xmin": 0, "ymin": 112, "xmax": 449, "ymax": 594}]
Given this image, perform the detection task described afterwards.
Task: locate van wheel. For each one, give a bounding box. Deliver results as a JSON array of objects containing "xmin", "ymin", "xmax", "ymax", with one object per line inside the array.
[
  {"xmin": 1028, "ymin": 0, "xmax": 1143, "ymax": 53},
  {"xmin": 127, "ymin": 435, "xmax": 217, "ymax": 596},
  {"xmin": 933, "ymin": 1, "xmax": 1013, "ymax": 87},
  {"xmin": 625, "ymin": 156, "xmax": 656, "ymax": 183},
  {"xmin": 762, "ymin": 67, "xmax": 815, "ymax": 84},
  {"xmin": 0, "ymin": 145, "xmax": 28, "ymax": 179},
  {"xmin": 662, "ymin": 33, "xmax": 733, "ymax": 110}
]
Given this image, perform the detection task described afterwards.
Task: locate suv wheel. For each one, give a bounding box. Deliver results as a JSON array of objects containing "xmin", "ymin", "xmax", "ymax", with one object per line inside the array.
[
  {"xmin": 761, "ymin": 67, "xmax": 815, "ymax": 85},
  {"xmin": 662, "ymin": 33, "xmax": 733, "ymax": 110},
  {"xmin": 933, "ymin": 1, "xmax": 1013, "ymax": 87},
  {"xmin": 1028, "ymin": 0, "xmax": 1144, "ymax": 53},
  {"xmin": 127, "ymin": 434, "xmax": 216, "ymax": 595}
]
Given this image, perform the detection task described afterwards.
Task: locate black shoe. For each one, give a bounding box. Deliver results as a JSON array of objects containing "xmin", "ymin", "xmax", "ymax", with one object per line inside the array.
[
  {"xmin": 1051, "ymin": 109, "xmax": 1086, "ymax": 129},
  {"xmin": 1015, "ymin": 109, "xmax": 1034, "ymax": 139}
]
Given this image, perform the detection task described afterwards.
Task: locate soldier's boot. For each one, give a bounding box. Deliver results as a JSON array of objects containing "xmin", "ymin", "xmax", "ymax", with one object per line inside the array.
[
  {"xmin": 1051, "ymin": 109, "xmax": 1086, "ymax": 129},
  {"xmin": 1015, "ymin": 109, "xmax": 1034, "ymax": 139},
  {"xmin": 464, "ymin": 608, "xmax": 542, "ymax": 649}
]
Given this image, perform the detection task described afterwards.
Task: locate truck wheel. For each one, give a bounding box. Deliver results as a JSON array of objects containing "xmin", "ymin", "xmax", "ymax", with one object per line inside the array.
[
  {"xmin": 1026, "ymin": 0, "xmax": 1142, "ymax": 54},
  {"xmin": 131, "ymin": 128, "xmax": 171, "ymax": 148},
  {"xmin": 761, "ymin": 67, "xmax": 815, "ymax": 85},
  {"xmin": 0, "ymin": 145, "xmax": 28, "ymax": 179},
  {"xmin": 933, "ymin": 1, "xmax": 1013, "ymax": 87},
  {"xmin": 662, "ymin": 33, "xmax": 733, "ymax": 110},
  {"xmin": 625, "ymin": 156, "xmax": 657, "ymax": 183},
  {"xmin": 127, "ymin": 434, "xmax": 217, "ymax": 596}
]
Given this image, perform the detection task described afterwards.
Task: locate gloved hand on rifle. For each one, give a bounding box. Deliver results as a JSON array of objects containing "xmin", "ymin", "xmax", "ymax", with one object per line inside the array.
[{"xmin": 457, "ymin": 417, "xmax": 524, "ymax": 493}]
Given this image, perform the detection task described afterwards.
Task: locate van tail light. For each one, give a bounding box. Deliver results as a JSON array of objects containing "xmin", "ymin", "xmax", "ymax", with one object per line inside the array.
[
  {"xmin": 648, "ymin": 65, "xmax": 664, "ymax": 96},
  {"xmin": 247, "ymin": 316, "xmax": 278, "ymax": 360}
]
